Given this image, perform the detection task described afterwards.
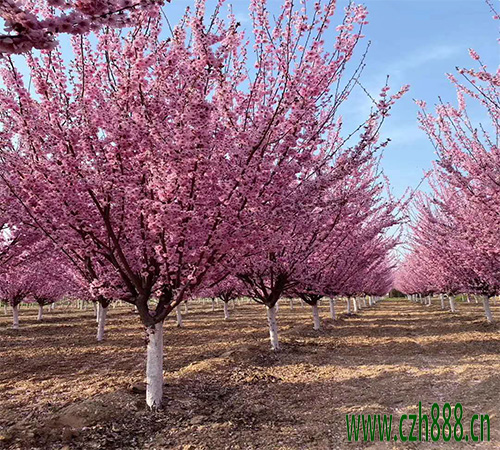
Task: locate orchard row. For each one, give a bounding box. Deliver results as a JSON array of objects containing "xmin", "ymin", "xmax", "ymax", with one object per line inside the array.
[{"xmin": 0, "ymin": 0, "xmax": 403, "ymax": 409}]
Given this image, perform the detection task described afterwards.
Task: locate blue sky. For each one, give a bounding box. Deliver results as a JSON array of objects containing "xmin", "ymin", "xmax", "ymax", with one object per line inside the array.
[{"xmin": 163, "ymin": 0, "xmax": 498, "ymax": 198}]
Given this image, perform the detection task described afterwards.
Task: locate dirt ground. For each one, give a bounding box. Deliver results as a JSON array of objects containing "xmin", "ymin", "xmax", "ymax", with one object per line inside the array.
[{"xmin": 0, "ymin": 298, "xmax": 499, "ymax": 449}]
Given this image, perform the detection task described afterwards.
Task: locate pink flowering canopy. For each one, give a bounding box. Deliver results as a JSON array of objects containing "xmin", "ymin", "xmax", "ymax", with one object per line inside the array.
[
  {"xmin": 395, "ymin": 31, "xmax": 499, "ymax": 297},
  {"xmin": 0, "ymin": 0, "xmax": 169, "ymax": 54},
  {"xmin": 0, "ymin": 0, "xmax": 408, "ymax": 328}
]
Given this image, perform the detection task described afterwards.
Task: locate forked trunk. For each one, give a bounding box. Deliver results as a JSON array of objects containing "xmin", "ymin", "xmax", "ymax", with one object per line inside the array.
[
  {"xmin": 266, "ymin": 305, "xmax": 280, "ymax": 351},
  {"xmin": 329, "ymin": 298, "xmax": 336, "ymax": 320},
  {"xmin": 97, "ymin": 305, "xmax": 108, "ymax": 341},
  {"xmin": 223, "ymin": 302, "xmax": 230, "ymax": 320},
  {"xmin": 312, "ymin": 303, "xmax": 320, "ymax": 330},
  {"xmin": 37, "ymin": 305, "xmax": 43, "ymax": 321},
  {"xmin": 482, "ymin": 296, "xmax": 494, "ymax": 323},
  {"xmin": 176, "ymin": 305, "xmax": 183, "ymax": 327},
  {"xmin": 146, "ymin": 321, "xmax": 164, "ymax": 410},
  {"xmin": 12, "ymin": 304, "xmax": 19, "ymax": 329}
]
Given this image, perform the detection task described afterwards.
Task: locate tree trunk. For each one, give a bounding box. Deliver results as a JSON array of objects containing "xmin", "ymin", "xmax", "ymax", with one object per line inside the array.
[
  {"xmin": 3, "ymin": 304, "xmax": 7, "ymax": 315},
  {"xmin": 289, "ymin": 298, "xmax": 294, "ymax": 310},
  {"xmin": 12, "ymin": 304, "xmax": 19, "ymax": 329},
  {"xmin": 146, "ymin": 321, "xmax": 164, "ymax": 410},
  {"xmin": 448, "ymin": 296, "xmax": 456, "ymax": 313},
  {"xmin": 266, "ymin": 305, "xmax": 280, "ymax": 351},
  {"xmin": 223, "ymin": 301, "xmax": 230, "ymax": 320},
  {"xmin": 97, "ymin": 305, "xmax": 108, "ymax": 341},
  {"xmin": 466, "ymin": 294, "xmax": 471, "ymax": 303},
  {"xmin": 312, "ymin": 303, "xmax": 320, "ymax": 330},
  {"xmin": 440, "ymin": 294, "xmax": 445, "ymax": 310},
  {"xmin": 353, "ymin": 297, "xmax": 358, "ymax": 313},
  {"xmin": 362, "ymin": 297, "xmax": 367, "ymax": 307},
  {"xmin": 482, "ymin": 296, "xmax": 494, "ymax": 323},
  {"xmin": 184, "ymin": 302, "xmax": 188, "ymax": 314},
  {"xmin": 347, "ymin": 297, "xmax": 352, "ymax": 314},
  {"xmin": 427, "ymin": 296, "xmax": 432, "ymax": 306},
  {"xmin": 176, "ymin": 305, "xmax": 183, "ymax": 327},
  {"xmin": 37, "ymin": 304, "xmax": 43, "ymax": 321},
  {"xmin": 329, "ymin": 298, "xmax": 336, "ymax": 320},
  {"xmin": 211, "ymin": 299, "xmax": 215, "ymax": 312}
]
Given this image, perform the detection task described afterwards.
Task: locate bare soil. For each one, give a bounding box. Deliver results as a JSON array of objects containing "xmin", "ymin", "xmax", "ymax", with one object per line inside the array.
[{"xmin": 0, "ymin": 298, "xmax": 499, "ymax": 449}]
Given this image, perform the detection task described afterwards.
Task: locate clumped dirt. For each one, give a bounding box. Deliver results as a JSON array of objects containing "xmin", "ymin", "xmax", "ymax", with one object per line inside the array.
[{"xmin": 0, "ymin": 298, "xmax": 499, "ymax": 449}]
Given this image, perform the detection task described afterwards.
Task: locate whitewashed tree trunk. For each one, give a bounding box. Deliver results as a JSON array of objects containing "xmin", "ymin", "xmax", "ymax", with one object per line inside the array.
[
  {"xmin": 347, "ymin": 297, "xmax": 352, "ymax": 314},
  {"xmin": 353, "ymin": 297, "xmax": 358, "ymax": 313},
  {"xmin": 211, "ymin": 299, "xmax": 215, "ymax": 312},
  {"xmin": 51, "ymin": 302, "xmax": 55, "ymax": 310},
  {"xmin": 312, "ymin": 303, "xmax": 320, "ymax": 330},
  {"xmin": 363, "ymin": 297, "xmax": 367, "ymax": 307},
  {"xmin": 37, "ymin": 305, "xmax": 43, "ymax": 321},
  {"xmin": 448, "ymin": 296, "xmax": 456, "ymax": 313},
  {"xmin": 466, "ymin": 294, "xmax": 471, "ymax": 303},
  {"xmin": 427, "ymin": 296, "xmax": 431, "ymax": 306},
  {"xmin": 300, "ymin": 300, "xmax": 305, "ymax": 309},
  {"xmin": 146, "ymin": 321, "xmax": 164, "ymax": 410},
  {"xmin": 184, "ymin": 302, "xmax": 188, "ymax": 314},
  {"xmin": 12, "ymin": 304, "xmax": 19, "ymax": 329},
  {"xmin": 475, "ymin": 295, "xmax": 479, "ymax": 304},
  {"xmin": 368, "ymin": 296, "xmax": 373, "ymax": 306},
  {"xmin": 275, "ymin": 301, "xmax": 279, "ymax": 313},
  {"xmin": 97, "ymin": 305, "xmax": 108, "ymax": 341},
  {"xmin": 223, "ymin": 302, "xmax": 230, "ymax": 320},
  {"xmin": 266, "ymin": 304, "xmax": 280, "ymax": 351},
  {"xmin": 176, "ymin": 305, "xmax": 183, "ymax": 327},
  {"xmin": 482, "ymin": 296, "xmax": 494, "ymax": 323},
  {"xmin": 329, "ymin": 298, "xmax": 336, "ymax": 320},
  {"xmin": 289, "ymin": 299, "xmax": 294, "ymax": 310},
  {"xmin": 3, "ymin": 304, "xmax": 7, "ymax": 315},
  {"xmin": 440, "ymin": 294, "xmax": 445, "ymax": 310}
]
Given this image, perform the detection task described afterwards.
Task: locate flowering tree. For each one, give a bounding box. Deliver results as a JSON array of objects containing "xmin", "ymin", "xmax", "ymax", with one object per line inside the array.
[
  {"xmin": 0, "ymin": 0, "xmax": 168, "ymax": 54},
  {"xmin": 397, "ymin": 24, "xmax": 499, "ymax": 323},
  {"xmin": 198, "ymin": 276, "xmax": 241, "ymax": 321}
]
